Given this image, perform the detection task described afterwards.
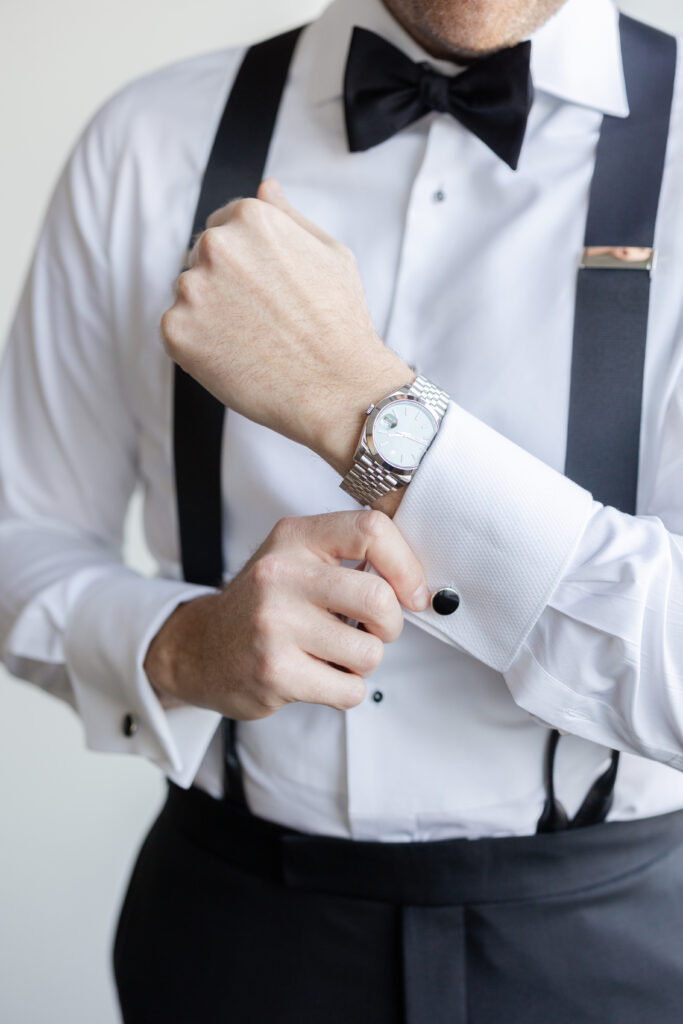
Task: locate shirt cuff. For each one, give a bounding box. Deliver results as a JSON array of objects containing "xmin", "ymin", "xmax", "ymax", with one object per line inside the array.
[
  {"xmin": 394, "ymin": 402, "xmax": 594, "ymax": 671},
  {"xmin": 63, "ymin": 570, "xmax": 221, "ymax": 787}
]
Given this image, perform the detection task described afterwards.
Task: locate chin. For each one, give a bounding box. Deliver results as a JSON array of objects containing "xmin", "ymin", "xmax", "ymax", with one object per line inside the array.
[{"xmin": 389, "ymin": 0, "xmax": 563, "ymax": 62}]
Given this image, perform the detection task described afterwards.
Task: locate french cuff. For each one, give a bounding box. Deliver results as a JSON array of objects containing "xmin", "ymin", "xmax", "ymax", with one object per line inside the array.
[
  {"xmin": 64, "ymin": 570, "xmax": 221, "ymax": 787},
  {"xmin": 394, "ymin": 402, "xmax": 594, "ymax": 672}
]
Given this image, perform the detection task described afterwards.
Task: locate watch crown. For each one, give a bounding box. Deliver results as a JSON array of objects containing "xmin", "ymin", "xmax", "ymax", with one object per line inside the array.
[{"xmin": 365, "ymin": 404, "xmax": 375, "ymax": 414}]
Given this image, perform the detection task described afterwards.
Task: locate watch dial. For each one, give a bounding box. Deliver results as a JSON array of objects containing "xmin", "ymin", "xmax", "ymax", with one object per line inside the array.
[{"xmin": 372, "ymin": 400, "xmax": 438, "ymax": 470}]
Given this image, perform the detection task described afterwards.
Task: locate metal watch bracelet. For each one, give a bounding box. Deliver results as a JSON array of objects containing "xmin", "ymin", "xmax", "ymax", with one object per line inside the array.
[{"xmin": 340, "ymin": 374, "xmax": 449, "ymax": 506}]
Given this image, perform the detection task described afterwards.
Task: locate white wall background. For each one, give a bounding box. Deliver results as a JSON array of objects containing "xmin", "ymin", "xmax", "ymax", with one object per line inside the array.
[{"xmin": 1, "ymin": 1, "xmax": 682, "ymax": 1021}]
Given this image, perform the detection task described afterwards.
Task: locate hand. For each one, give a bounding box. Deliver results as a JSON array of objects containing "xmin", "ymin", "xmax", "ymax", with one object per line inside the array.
[
  {"xmin": 144, "ymin": 510, "xmax": 430, "ymax": 720},
  {"xmin": 160, "ymin": 179, "xmax": 413, "ymax": 477}
]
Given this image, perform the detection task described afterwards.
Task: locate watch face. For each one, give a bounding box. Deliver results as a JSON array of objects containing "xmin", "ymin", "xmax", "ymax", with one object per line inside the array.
[{"xmin": 371, "ymin": 400, "xmax": 438, "ymax": 470}]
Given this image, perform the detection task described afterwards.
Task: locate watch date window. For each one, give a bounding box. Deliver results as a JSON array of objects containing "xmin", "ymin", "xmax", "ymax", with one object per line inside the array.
[{"xmin": 380, "ymin": 411, "xmax": 398, "ymax": 431}]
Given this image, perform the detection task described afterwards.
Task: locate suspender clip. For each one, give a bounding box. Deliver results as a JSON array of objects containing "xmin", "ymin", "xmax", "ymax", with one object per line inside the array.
[{"xmin": 581, "ymin": 246, "xmax": 656, "ymax": 274}]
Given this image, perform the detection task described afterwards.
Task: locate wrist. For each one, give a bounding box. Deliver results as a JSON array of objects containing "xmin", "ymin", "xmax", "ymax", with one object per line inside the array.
[
  {"xmin": 143, "ymin": 592, "xmax": 219, "ymax": 706},
  {"xmin": 337, "ymin": 370, "xmax": 450, "ymax": 514},
  {"xmin": 315, "ymin": 351, "xmax": 416, "ymax": 477}
]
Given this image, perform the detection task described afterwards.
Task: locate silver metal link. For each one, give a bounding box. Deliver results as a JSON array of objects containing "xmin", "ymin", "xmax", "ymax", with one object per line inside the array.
[
  {"xmin": 340, "ymin": 451, "xmax": 402, "ymax": 505},
  {"xmin": 411, "ymin": 374, "xmax": 450, "ymax": 420},
  {"xmin": 340, "ymin": 374, "xmax": 450, "ymax": 506}
]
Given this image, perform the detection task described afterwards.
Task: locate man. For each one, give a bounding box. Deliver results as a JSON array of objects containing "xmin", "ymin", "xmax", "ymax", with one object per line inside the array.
[{"xmin": 2, "ymin": 0, "xmax": 683, "ymax": 1020}]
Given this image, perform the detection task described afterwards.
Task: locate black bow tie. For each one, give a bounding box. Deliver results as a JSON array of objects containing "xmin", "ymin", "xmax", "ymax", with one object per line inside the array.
[{"xmin": 343, "ymin": 27, "xmax": 534, "ymax": 170}]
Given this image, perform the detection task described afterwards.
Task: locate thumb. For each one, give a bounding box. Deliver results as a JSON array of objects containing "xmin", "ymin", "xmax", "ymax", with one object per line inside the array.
[{"xmin": 257, "ymin": 178, "xmax": 335, "ymax": 245}]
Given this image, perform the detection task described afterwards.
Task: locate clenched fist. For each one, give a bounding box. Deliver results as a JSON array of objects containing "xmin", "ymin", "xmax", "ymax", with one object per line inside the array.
[
  {"xmin": 145, "ymin": 510, "xmax": 429, "ymax": 720},
  {"xmin": 160, "ymin": 178, "xmax": 413, "ymax": 479}
]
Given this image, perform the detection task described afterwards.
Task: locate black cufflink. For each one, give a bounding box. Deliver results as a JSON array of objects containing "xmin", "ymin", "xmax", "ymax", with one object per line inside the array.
[
  {"xmin": 431, "ymin": 588, "xmax": 460, "ymax": 615},
  {"xmin": 122, "ymin": 712, "xmax": 138, "ymax": 737}
]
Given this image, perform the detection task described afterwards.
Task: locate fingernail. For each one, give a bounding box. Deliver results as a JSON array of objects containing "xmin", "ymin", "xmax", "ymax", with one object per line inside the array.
[
  {"xmin": 411, "ymin": 585, "xmax": 430, "ymax": 611},
  {"xmin": 268, "ymin": 178, "xmax": 283, "ymax": 197}
]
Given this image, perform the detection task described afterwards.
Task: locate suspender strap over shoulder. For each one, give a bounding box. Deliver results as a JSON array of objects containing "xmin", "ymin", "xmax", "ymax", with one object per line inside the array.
[
  {"xmin": 173, "ymin": 28, "xmax": 303, "ymax": 803},
  {"xmin": 564, "ymin": 15, "xmax": 677, "ymax": 515},
  {"xmin": 537, "ymin": 16, "xmax": 677, "ymax": 834}
]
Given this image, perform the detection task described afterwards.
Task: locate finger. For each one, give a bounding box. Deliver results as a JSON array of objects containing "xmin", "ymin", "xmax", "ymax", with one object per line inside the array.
[
  {"xmin": 193, "ymin": 189, "xmax": 330, "ymax": 270},
  {"xmin": 205, "ymin": 198, "xmax": 245, "ymax": 230},
  {"xmin": 186, "ymin": 199, "xmax": 245, "ymax": 267},
  {"xmin": 302, "ymin": 564, "xmax": 403, "ymax": 642},
  {"xmin": 297, "ymin": 606, "xmax": 385, "ymax": 677},
  {"xmin": 284, "ymin": 650, "xmax": 367, "ymax": 711},
  {"xmin": 171, "ymin": 269, "xmax": 188, "ymax": 298},
  {"xmin": 358, "ymin": 512, "xmax": 430, "ymax": 613},
  {"xmin": 257, "ymin": 178, "xmax": 337, "ymax": 245},
  {"xmin": 294, "ymin": 511, "xmax": 429, "ymax": 613}
]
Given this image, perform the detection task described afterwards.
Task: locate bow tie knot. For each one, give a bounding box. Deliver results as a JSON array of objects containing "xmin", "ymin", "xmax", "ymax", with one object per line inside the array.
[
  {"xmin": 344, "ymin": 27, "xmax": 534, "ymax": 170},
  {"xmin": 418, "ymin": 65, "xmax": 452, "ymax": 114}
]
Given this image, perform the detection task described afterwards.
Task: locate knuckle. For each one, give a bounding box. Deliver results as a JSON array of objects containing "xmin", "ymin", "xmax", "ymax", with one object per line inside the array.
[
  {"xmin": 205, "ymin": 203, "xmax": 231, "ymax": 229},
  {"xmin": 250, "ymin": 552, "xmax": 288, "ymax": 593},
  {"xmin": 356, "ymin": 634, "xmax": 384, "ymax": 675},
  {"xmin": 159, "ymin": 309, "xmax": 179, "ymax": 353},
  {"xmin": 385, "ymin": 611, "xmax": 404, "ymax": 642},
  {"xmin": 250, "ymin": 601, "xmax": 275, "ymax": 641},
  {"xmin": 372, "ymin": 582, "xmax": 403, "ymax": 640},
  {"xmin": 174, "ymin": 268, "xmax": 198, "ymax": 304},
  {"xmin": 358, "ymin": 508, "xmax": 390, "ymax": 540},
  {"xmin": 367, "ymin": 577, "xmax": 397, "ymax": 620},
  {"xmin": 197, "ymin": 226, "xmax": 227, "ymax": 262},
  {"xmin": 233, "ymin": 196, "xmax": 262, "ymax": 224},
  {"xmin": 269, "ymin": 516, "xmax": 297, "ymax": 546},
  {"xmin": 251, "ymin": 683, "xmax": 283, "ymax": 715},
  {"xmin": 335, "ymin": 677, "xmax": 367, "ymax": 711},
  {"xmin": 253, "ymin": 642, "xmax": 289, "ymax": 693}
]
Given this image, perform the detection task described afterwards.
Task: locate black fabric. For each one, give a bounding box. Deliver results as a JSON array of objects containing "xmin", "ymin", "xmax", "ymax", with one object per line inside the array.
[
  {"xmin": 173, "ymin": 26, "xmax": 303, "ymax": 590},
  {"xmin": 538, "ymin": 15, "xmax": 677, "ymax": 834},
  {"xmin": 564, "ymin": 15, "xmax": 677, "ymax": 514},
  {"xmin": 172, "ymin": 28, "xmax": 303, "ymax": 803},
  {"xmin": 343, "ymin": 26, "xmax": 533, "ymax": 169},
  {"xmin": 114, "ymin": 783, "xmax": 683, "ymax": 1023}
]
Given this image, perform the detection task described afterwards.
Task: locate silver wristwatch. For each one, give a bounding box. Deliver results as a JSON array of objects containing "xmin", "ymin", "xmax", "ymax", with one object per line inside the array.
[{"xmin": 340, "ymin": 374, "xmax": 449, "ymax": 506}]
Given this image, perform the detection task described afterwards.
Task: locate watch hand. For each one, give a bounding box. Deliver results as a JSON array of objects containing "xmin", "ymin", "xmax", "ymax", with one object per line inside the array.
[{"xmin": 384, "ymin": 431, "xmax": 430, "ymax": 445}]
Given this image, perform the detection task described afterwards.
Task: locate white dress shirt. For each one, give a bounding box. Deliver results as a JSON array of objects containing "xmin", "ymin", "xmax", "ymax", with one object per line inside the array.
[{"xmin": 2, "ymin": 0, "xmax": 683, "ymax": 840}]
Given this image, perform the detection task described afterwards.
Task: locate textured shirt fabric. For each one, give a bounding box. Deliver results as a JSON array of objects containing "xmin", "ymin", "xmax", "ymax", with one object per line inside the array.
[{"xmin": 2, "ymin": 0, "xmax": 683, "ymax": 840}]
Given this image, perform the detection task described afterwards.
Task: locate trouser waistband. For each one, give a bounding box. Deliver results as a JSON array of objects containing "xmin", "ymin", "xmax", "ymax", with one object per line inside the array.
[{"xmin": 165, "ymin": 782, "xmax": 683, "ymax": 906}]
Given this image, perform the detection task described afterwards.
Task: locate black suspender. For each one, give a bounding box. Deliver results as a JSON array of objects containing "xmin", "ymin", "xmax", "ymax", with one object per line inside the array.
[
  {"xmin": 565, "ymin": 16, "xmax": 677, "ymax": 514},
  {"xmin": 172, "ymin": 17, "xmax": 677, "ymax": 826},
  {"xmin": 174, "ymin": 26, "xmax": 304, "ymax": 591},
  {"xmin": 537, "ymin": 16, "xmax": 676, "ymax": 833},
  {"xmin": 173, "ymin": 27, "xmax": 304, "ymax": 804}
]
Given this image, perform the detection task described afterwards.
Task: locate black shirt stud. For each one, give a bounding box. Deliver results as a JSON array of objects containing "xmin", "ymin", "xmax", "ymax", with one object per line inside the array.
[
  {"xmin": 431, "ymin": 588, "xmax": 460, "ymax": 615},
  {"xmin": 122, "ymin": 712, "xmax": 138, "ymax": 737}
]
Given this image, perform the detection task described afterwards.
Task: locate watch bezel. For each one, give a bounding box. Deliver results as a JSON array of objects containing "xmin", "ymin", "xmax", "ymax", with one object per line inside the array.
[{"xmin": 365, "ymin": 393, "xmax": 439, "ymax": 473}]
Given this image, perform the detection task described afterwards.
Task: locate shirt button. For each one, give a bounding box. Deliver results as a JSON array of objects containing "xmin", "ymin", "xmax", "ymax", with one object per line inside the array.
[
  {"xmin": 431, "ymin": 588, "xmax": 460, "ymax": 615},
  {"xmin": 122, "ymin": 713, "xmax": 138, "ymax": 737},
  {"xmin": 432, "ymin": 189, "xmax": 446, "ymax": 203},
  {"xmin": 372, "ymin": 690, "xmax": 384, "ymax": 703}
]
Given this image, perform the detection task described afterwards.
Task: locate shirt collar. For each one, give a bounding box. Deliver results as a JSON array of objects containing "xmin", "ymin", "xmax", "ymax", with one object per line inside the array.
[{"xmin": 302, "ymin": 0, "xmax": 629, "ymax": 118}]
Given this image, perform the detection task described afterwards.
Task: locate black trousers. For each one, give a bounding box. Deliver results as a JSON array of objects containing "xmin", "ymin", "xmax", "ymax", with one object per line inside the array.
[{"xmin": 114, "ymin": 782, "xmax": 683, "ymax": 1024}]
